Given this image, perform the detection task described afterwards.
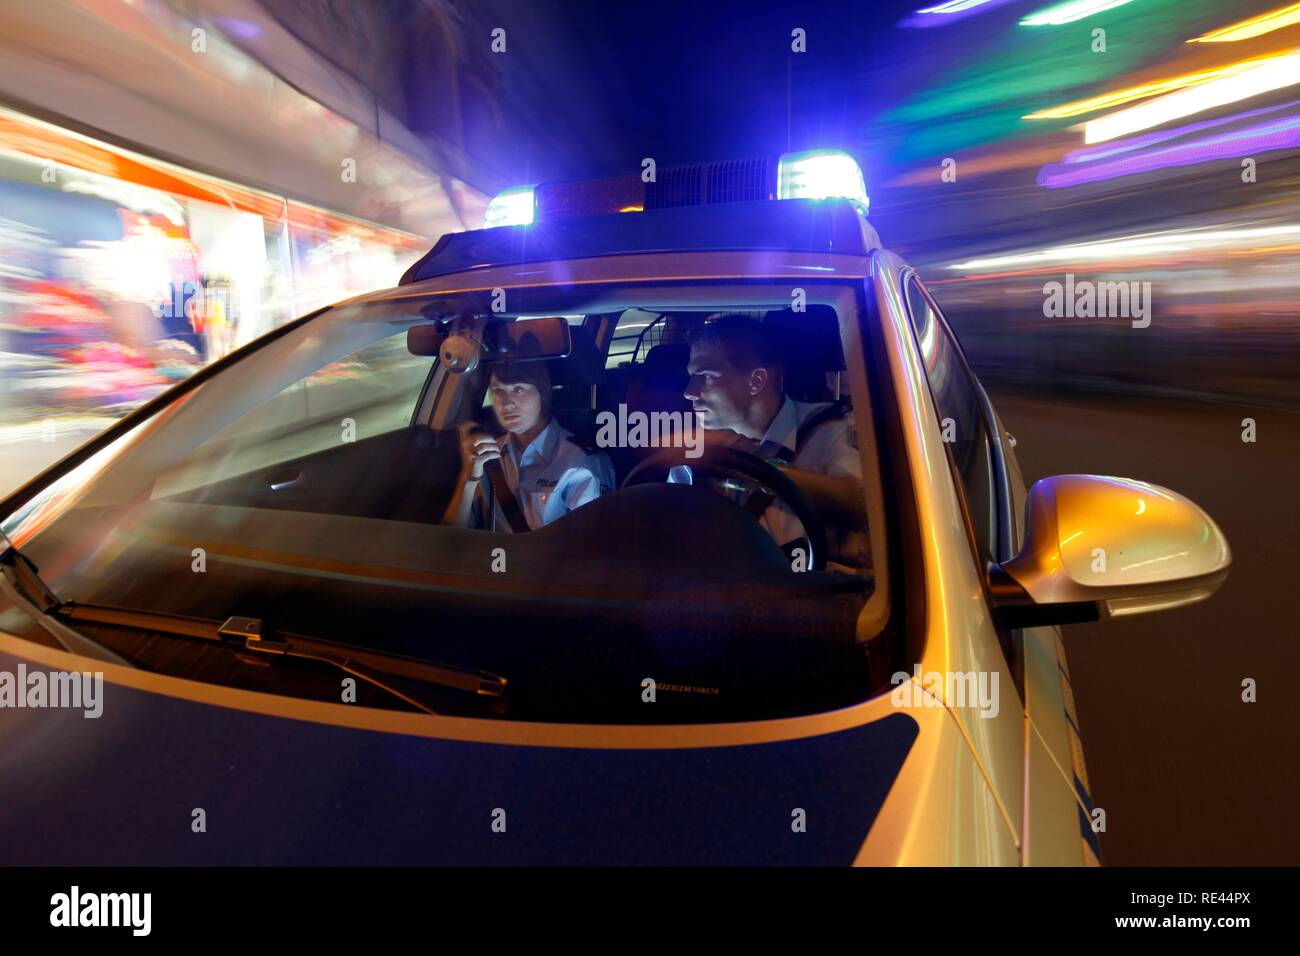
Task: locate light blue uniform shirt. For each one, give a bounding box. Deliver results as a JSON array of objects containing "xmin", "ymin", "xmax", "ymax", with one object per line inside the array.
[
  {"xmin": 474, "ymin": 419, "xmax": 614, "ymax": 530},
  {"xmin": 755, "ymin": 397, "xmax": 866, "ymax": 569}
]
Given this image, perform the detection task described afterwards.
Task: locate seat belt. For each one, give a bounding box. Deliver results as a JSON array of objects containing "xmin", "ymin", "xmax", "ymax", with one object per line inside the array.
[
  {"xmin": 485, "ymin": 458, "xmax": 531, "ymax": 533},
  {"xmin": 794, "ymin": 399, "xmax": 850, "ymax": 453},
  {"xmin": 483, "ymin": 467, "xmax": 497, "ymax": 531},
  {"xmin": 463, "ymin": 418, "xmax": 531, "ymax": 533},
  {"xmin": 743, "ymin": 400, "xmax": 850, "ymax": 518}
]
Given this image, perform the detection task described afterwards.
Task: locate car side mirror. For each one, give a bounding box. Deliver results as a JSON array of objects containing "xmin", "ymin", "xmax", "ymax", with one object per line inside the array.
[{"xmin": 989, "ymin": 475, "xmax": 1230, "ymax": 628}]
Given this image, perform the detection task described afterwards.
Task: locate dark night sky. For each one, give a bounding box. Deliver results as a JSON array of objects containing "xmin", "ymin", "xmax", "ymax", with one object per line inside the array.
[{"xmin": 419, "ymin": 0, "xmax": 935, "ymax": 189}]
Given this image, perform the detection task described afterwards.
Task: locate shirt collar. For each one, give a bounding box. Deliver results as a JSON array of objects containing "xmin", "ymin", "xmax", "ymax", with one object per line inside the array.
[
  {"xmin": 510, "ymin": 418, "xmax": 562, "ymax": 467},
  {"xmin": 759, "ymin": 396, "xmax": 800, "ymax": 457}
]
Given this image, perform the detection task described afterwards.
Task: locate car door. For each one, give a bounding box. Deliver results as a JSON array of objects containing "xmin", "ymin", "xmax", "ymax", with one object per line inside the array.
[{"xmin": 908, "ymin": 274, "xmax": 1099, "ymax": 865}]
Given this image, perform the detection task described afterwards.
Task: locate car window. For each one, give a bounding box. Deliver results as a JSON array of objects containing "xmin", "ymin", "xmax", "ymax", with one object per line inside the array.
[
  {"xmin": 904, "ymin": 276, "xmax": 997, "ymax": 564},
  {"xmin": 153, "ymin": 331, "xmax": 435, "ymax": 498}
]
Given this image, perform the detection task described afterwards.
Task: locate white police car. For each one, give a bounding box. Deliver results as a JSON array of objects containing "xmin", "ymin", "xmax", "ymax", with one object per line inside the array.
[{"xmin": 0, "ymin": 150, "xmax": 1229, "ymax": 865}]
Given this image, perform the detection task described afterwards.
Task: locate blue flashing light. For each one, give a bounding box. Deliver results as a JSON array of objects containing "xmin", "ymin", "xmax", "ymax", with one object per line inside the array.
[
  {"xmin": 777, "ymin": 149, "xmax": 869, "ymax": 213},
  {"xmin": 484, "ymin": 185, "xmax": 536, "ymax": 228}
]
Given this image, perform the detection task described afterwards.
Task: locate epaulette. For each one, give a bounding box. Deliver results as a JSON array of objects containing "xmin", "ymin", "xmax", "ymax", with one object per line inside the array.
[{"xmin": 565, "ymin": 434, "xmax": 601, "ymax": 455}]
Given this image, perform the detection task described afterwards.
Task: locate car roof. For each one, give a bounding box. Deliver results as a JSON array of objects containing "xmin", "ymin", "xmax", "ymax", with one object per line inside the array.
[{"xmin": 401, "ymin": 198, "xmax": 881, "ymax": 285}]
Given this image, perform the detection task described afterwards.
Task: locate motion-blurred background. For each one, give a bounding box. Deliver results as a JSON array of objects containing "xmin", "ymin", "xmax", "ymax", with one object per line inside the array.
[{"xmin": 1, "ymin": 0, "xmax": 1296, "ymax": 864}]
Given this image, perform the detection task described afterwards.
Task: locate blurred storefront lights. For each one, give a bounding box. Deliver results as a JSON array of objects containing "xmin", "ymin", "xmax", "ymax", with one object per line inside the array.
[{"xmin": 0, "ymin": 105, "xmax": 428, "ymax": 441}]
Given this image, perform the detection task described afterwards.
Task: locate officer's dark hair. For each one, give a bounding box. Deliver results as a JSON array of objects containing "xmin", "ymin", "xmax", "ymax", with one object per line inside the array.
[
  {"xmin": 488, "ymin": 360, "xmax": 553, "ymax": 417},
  {"xmin": 687, "ymin": 314, "xmax": 783, "ymax": 372}
]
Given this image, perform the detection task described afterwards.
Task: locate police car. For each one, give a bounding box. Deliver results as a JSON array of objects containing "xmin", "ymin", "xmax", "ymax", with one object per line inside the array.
[{"xmin": 0, "ymin": 150, "xmax": 1230, "ymax": 865}]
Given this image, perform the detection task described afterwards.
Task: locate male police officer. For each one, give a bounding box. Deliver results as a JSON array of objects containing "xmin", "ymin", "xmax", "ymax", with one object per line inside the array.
[{"xmin": 683, "ymin": 314, "xmax": 866, "ymax": 569}]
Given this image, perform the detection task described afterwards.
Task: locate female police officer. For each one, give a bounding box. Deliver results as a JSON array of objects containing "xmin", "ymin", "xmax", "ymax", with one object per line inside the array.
[{"xmin": 442, "ymin": 360, "xmax": 614, "ymax": 530}]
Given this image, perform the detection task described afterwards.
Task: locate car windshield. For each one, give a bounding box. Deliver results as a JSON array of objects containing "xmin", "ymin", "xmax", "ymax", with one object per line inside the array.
[{"xmin": 1, "ymin": 280, "xmax": 897, "ymax": 723}]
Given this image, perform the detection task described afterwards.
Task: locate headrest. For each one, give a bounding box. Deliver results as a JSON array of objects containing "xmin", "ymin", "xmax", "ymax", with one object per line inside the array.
[
  {"xmin": 762, "ymin": 306, "xmax": 845, "ymax": 372},
  {"xmin": 545, "ymin": 323, "xmax": 603, "ymax": 386},
  {"xmin": 641, "ymin": 342, "xmax": 690, "ymax": 388}
]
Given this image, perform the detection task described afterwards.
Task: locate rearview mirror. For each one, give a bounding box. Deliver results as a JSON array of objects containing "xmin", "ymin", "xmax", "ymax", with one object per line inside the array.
[
  {"xmin": 406, "ymin": 324, "xmax": 448, "ymax": 356},
  {"xmin": 481, "ymin": 317, "xmax": 571, "ymax": 359},
  {"xmin": 407, "ymin": 317, "xmax": 572, "ymax": 365},
  {"xmin": 991, "ymin": 474, "xmax": 1230, "ymax": 627}
]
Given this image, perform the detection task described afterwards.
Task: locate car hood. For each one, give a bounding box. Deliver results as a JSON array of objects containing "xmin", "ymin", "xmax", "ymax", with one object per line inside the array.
[{"xmin": 0, "ymin": 644, "xmax": 918, "ymax": 865}]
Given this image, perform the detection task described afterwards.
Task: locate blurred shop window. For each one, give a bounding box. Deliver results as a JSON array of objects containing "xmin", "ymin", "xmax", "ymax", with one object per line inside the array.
[
  {"xmin": 286, "ymin": 201, "xmax": 422, "ymax": 316},
  {"xmin": 0, "ymin": 115, "xmax": 430, "ymax": 497}
]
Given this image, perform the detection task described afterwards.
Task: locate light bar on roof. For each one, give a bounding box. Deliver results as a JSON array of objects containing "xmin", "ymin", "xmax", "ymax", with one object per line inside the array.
[
  {"xmin": 485, "ymin": 150, "xmax": 869, "ymax": 225},
  {"xmin": 484, "ymin": 185, "xmax": 536, "ymax": 228},
  {"xmin": 777, "ymin": 149, "xmax": 869, "ymax": 212}
]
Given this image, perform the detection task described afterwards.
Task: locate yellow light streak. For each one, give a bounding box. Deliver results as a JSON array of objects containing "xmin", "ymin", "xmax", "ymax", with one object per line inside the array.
[
  {"xmin": 1084, "ymin": 50, "xmax": 1300, "ymax": 143},
  {"xmin": 1189, "ymin": 3, "xmax": 1300, "ymax": 43},
  {"xmin": 1024, "ymin": 50, "xmax": 1295, "ymax": 120}
]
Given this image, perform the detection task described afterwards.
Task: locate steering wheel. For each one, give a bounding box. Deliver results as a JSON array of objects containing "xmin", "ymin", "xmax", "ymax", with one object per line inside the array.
[{"xmin": 622, "ymin": 444, "xmax": 829, "ymax": 572}]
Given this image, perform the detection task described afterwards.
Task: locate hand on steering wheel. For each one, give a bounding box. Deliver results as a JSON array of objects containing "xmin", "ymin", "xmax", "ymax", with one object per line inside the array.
[{"xmin": 621, "ymin": 444, "xmax": 829, "ymax": 572}]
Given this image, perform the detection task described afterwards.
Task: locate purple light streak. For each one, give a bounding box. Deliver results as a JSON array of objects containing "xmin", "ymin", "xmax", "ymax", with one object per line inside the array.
[{"xmin": 1038, "ymin": 111, "xmax": 1300, "ymax": 188}]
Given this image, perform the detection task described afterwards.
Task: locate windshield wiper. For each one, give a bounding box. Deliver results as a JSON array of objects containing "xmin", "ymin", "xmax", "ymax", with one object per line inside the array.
[
  {"xmin": 0, "ymin": 532, "xmax": 133, "ymax": 666},
  {"xmin": 54, "ymin": 602, "xmax": 508, "ymax": 716},
  {"xmin": 1, "ymin": 532, "xmax": 507, "ymax": 714}
]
